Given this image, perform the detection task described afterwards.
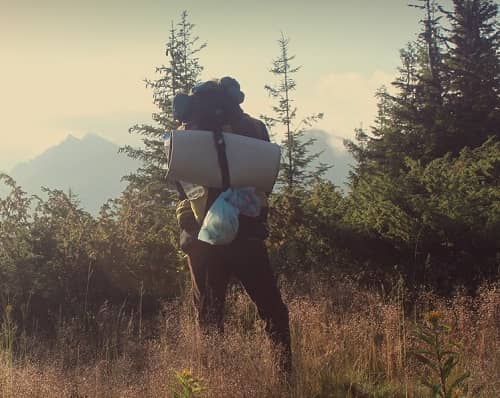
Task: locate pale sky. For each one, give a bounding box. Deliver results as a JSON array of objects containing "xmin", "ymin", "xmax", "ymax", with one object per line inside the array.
[{"xmin": 0, "ymin": 0, "xmax": 436, "ymax": 172}]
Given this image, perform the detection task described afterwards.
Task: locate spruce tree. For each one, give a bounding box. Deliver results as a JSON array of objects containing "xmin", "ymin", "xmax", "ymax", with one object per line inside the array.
[
  {"xmin": 344, "ymin": 86, "xmax": 402, "ymax": 177},
  {"xmin": 441, "ymin": 0, "xmax": 499, "ymax": 152},
  {"xmin": 410, "ymin": 0, "xmax": 444, "ymax": 102},
  {"xmin": 388, "ymin": 0, "xmax": 447, "ymax": 166},
  {"xmin": 263, "ymin": 33, "xmax": 327, "ymax": 191},
  {"xmin": 345, "ymin": 0, "xmax": 450, "ymax": 176},
  {"xmin": 343, "ymin": 0, "xmax": 500, "ymax": 288},
  {"xmin": 121, "ymin": 11, "xmax": 206, "ymax": 199},
  {"xmin": 115, "ymin": 11, "xmax": 205, "ymax": 297}
]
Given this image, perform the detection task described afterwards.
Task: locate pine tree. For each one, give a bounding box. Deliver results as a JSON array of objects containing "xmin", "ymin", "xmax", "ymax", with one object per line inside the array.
[
  {"xmin": 388, "ymin": 0, "xmax": 447, "ymax": 166},
  {"xmin": 121, "ymin": 11, "xmax": 206, "ymax": 199},
  {"xmin": 342, "ymin": 0, "xmax": 499, "ymax": 287},
  {"xmin": 344, "ymin": 86, "xmax": 402, "ymax": 177},
  {"xmin": 345, "ymin": 0, "xmax": 450, "ymax": 177},
  {"xmin": 441, "ymin": 0, "xmax": 499, "ymax": 153},
  {"xmin": 263, "ymin": 33, "xmax": 327, "ymax": 191},
  {"xmin": 410, "ymin": 0, "xmax": 444, "ymax": 102},
  {"xmin": 115, "ymin": 11, "xmax": 206, "ymax": 298}
]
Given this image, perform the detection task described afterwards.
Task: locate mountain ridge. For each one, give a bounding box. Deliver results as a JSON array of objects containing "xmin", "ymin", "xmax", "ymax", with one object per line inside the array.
[{"xmin": 4, "ymin": 133, "xmax": 141, "ymax": 214}]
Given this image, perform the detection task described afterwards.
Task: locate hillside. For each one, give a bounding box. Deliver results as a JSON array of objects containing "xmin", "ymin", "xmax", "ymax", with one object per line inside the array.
[{"xmin": 6, "ymin": 134, "xmax": 141, "ymax": 214}]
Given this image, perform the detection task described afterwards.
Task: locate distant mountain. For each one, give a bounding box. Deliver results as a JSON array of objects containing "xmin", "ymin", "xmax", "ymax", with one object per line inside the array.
[{"xmin": 5, "ymin": 134, "xmax": 141, "ymax": 214}]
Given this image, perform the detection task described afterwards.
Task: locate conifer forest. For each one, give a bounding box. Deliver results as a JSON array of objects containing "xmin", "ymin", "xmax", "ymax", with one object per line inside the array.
[{"xmin": 0, "ymin": 1, "xmax": 499, "ymax": 397}]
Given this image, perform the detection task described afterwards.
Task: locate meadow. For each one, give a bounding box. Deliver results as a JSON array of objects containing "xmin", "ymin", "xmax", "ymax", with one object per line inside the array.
[{"xmin": 1, "ymin": 277, "xmax": 498, "ymax": 398}]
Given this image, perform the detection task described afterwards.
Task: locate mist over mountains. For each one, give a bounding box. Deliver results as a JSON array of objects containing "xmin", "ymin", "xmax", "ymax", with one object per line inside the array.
[{"xmin": 1, "ymin": 131, "xmax": 353, "ymax": 214}]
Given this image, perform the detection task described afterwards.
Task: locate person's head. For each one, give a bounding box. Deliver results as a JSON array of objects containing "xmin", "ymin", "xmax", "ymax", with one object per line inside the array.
[{"xmin": 173, "ymin": 77, "xmax": 245, "ymax": 131}]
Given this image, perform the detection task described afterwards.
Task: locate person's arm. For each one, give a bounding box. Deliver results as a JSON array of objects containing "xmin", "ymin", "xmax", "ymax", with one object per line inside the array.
[{"xmin": 176, "ymin": 199, "xmax": 200, "ymax": 252}]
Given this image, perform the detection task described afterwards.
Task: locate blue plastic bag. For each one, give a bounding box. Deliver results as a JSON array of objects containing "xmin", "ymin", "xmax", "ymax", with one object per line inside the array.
[
  {"xmin": 227, "ymin": 187, "xmax": 261, "ymax": 217},
  {"xmin": 198, "ymin": 188, "xmax": 261, "ymax": 245},
  {"xmin": 198, "ymin": 190, "xmax": 239, "ymax": 245}
]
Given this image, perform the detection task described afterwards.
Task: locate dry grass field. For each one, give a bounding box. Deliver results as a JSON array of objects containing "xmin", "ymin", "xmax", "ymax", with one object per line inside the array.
[{"xmin": 1, "ymin": 278, "xmax": 499, "ymax": 398}]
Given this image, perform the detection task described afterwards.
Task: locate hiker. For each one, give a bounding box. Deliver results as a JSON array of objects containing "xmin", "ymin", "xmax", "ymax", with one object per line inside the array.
[{"xmin": 172, "ymin": 77, "xmax": 292, "ymax": 372}]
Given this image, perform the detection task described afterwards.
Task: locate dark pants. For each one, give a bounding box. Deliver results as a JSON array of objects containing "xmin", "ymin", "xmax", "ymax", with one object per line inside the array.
[{"xmin": 187, "ymin": 237, "xmax": 292, "ymax": 371}]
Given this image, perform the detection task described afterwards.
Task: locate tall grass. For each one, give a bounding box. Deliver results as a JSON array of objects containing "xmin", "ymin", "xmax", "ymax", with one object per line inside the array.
[{"xmin": 0, "ymin": 278, "xmax": 498, "ymax": 397}]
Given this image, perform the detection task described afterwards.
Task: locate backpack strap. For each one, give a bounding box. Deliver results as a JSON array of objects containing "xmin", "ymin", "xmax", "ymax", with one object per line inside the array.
[
  {"xmin": 212, "ymin": 129, "xmax": 231, "ymax": 190},
  {"xmin": 175, "ymin": 181, "xmax": 188, "ymax": 200}
]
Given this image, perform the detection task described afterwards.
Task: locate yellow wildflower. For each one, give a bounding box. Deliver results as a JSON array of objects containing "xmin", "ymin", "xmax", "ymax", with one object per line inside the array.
[
  {"xmin": 424, "ymin": 310, "xmax": 442, "ymax": 325},
  {"xmin": 179, "ymin": 368, "xmax": 193, "ymax": 378}
]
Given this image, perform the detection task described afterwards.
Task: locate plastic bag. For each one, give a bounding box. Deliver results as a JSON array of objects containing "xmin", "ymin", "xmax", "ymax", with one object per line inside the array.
[
  {"xmin": 198, "ymin": 188, "xmax": 261, "ymax": 245},
  {"xmin": 226, "ymin": 187, "xmax": 261, "ymax": 217},
  {"xmin": 198, "ymin": 189, "xmax": 239, "ymax": 245}
]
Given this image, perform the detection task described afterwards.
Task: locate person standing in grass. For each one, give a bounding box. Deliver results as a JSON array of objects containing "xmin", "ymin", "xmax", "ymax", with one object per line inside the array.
[{"xmin": 172, "ymin": 77, "xmax": 292, "ymax": 372}]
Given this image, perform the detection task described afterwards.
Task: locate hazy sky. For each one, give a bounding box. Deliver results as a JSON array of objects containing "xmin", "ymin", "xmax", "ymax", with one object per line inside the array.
[{"xmin": 0, "ymin": 0, "xmax": 437, "ymax": 172}]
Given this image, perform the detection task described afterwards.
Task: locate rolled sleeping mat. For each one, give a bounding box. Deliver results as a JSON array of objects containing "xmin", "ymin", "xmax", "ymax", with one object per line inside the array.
[{"xmin": 166, "ymin": 130, "xmax": 281, "ymax": 192}]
